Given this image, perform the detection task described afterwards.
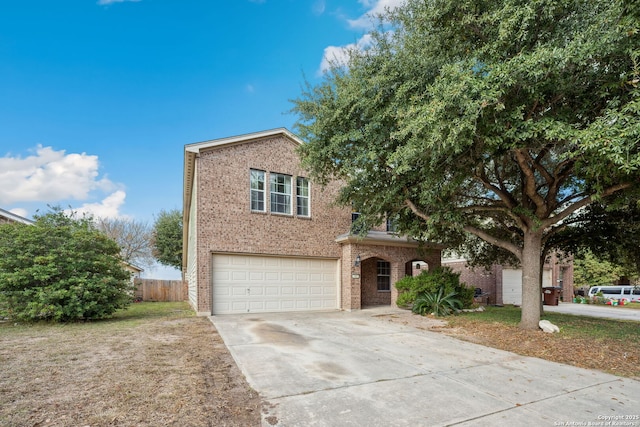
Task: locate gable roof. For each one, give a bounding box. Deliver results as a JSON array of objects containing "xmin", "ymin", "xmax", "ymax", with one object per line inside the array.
[
  {"xmin": 0, "ymin": 208, "xmax": 34, "ymax": 225},
  {"xmin": 181, "ymin": 128, "xmax": 304, "ymax": 272}
]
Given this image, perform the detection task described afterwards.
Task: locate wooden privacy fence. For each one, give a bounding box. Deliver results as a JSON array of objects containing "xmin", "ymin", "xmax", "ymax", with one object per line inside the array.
[{"xmin": 134, "ymin": 278, "xmax": 187, "ymax": 302}]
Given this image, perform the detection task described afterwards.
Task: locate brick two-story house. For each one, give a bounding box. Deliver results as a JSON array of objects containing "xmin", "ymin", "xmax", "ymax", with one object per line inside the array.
[{"xmin": 183, "ymin": 128, "xmax": 442, "ymax": 315}]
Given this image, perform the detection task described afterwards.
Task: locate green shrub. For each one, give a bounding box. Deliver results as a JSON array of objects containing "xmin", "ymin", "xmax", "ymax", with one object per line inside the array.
[
  {"xmin": 0, "ymin": 208, "xmax": 133, "ymax": 322},
  {"xmin": 412, "ymin": 288, "xmax": 462, "ymax": 317},
  {"xmin": 395, "ymin": 266, "xmax": 474, "ymax": 309}
]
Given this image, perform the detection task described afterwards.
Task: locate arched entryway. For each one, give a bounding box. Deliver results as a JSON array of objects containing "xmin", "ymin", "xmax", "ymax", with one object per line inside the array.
[
  {"xmin": 405, "ymin": 260, "xmax": 430, "ymax": 277},
  {"xmin": 336, "ymin": 231, "xmax": 444, "ymax": 310}
]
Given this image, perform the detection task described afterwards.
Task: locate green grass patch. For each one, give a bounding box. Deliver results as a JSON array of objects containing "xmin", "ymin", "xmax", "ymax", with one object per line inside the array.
[
  {"xmin": 452, "ymin": 305, "xmax": 640, "ymax": 343},
  {"xmin": 111, "ymin": 301, "xmax": 193, "ymax": 321},
  {"xmin": 0, "ymin": 301, "xmax": 193, "ymax": 335}
]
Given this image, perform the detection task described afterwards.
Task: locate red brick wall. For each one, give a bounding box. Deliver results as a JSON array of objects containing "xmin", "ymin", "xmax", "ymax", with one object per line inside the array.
[
  {"xmin": 342, "ymin": 243, "xmax": 442, "ymax": 309},
  {"xmin": 193, "ymin": 135, "xmax": 352, "ymax": 313},
  {"xmin": 444, "ymin": 261, "xmax": 501, "ymax": 305}
]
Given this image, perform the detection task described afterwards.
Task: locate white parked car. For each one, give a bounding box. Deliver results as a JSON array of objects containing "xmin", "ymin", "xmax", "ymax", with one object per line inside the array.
[{"xmin": 587, "ymin": 286, "xmax": 640, "ymax": 302}]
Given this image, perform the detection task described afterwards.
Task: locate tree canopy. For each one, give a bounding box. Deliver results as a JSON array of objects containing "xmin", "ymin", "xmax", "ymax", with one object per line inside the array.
[
  {"xmin": 151, "ymin": 209, "xmax": 183, "ymax": 271},
  {"xmin": 292, "ymin": 0, "xmax": 640, "ymax": 329},
  {"xmin": 552, "ymin": 198, "xmax": 640, "ymax": 279},
  {"xmin": 95, "ymin": 216, "xmax": 154, "ymax": 269},
  {"xmin": 0, "ymin": 208, "xmax": 132, "ymax": 322},
  {"xmin": 573, "ymin": 251, "xmax": 626, "ymax": 290}
]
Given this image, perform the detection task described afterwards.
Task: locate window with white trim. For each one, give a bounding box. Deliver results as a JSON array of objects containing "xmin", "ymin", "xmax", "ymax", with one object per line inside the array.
[
  {"xmin": 296, "ymin": 177, "xmax": 310, "ymax": 217},
  {"xmin": 377, "ymin": 260, "xmax": 391, "ymax": 291},
  {"xmin": 250, "ymin": 169, "xmax": 265, "ymax": 212},
  {"xmin": 270, "ymin": 173, "xmax": 292, "ymax": 214}
]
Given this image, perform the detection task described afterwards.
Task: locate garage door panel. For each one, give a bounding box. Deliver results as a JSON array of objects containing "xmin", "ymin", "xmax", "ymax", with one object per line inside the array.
[
  {"xmin": 280, "ymin": 300, "xmax": 295, "ymax": 310},
  {"xmin": 213, "ymin": 271, "xmax": 230, "ymax": 280},
  {"xmin": 249, "ymin": 257, "xmax": 265, "ymax": 266},
  {"xmin": 264, "ymin": 286, "xmax": 280, "ymax": 296},
  {"xmin": 281, "ymin": 286, "xmax": 294, "ymax": 295},
  {"xmin": 231, "ymin": 287, "xmax": 246, "ymax": 296},
  {"xmin": 232, "ymin": 271, "xmax": 247, "ymax": 281},
  {"xmin": 249, "ymin": 272, "xmax": 264, "ymax": 281},
  {"xmin": 264, "ymin": 301, "xmax": 281, "ymax": 310},
  {"xmin": 212, "ymin": 254, "xmax": 338, "ymax": 314},
  {"xmin": 231, "ymin": 257, "xmax": 249, "ymax": 266},
  {"xmin": 309, "ymin": 286, "xmax": 323, "ymax": 295},
  {"xmin": 265, "ymin": 272, "xmax": 278, "ymax": 281}
]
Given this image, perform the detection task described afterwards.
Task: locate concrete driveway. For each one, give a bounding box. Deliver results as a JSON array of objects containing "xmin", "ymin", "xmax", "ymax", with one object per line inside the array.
[{"xmin": 211, "ymin": 308, "xmax": 640, "ymax": 426}]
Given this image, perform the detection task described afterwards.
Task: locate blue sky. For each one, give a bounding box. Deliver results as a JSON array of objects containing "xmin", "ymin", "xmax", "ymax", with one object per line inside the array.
[{"xmin": 0, "ymin": 0, "xmax": 403, "ymax": 277}]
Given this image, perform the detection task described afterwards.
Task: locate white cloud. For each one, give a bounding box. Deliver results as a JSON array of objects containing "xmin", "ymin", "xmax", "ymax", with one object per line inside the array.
[
  {"xmin": 0, "ymin": 145, "xmax": 114, "ymax": 205},
  {"xmin": 317, "ymin": 0, "xmax": 405, "ymax": 73},
  {"xmin": 71, "ymin": 190, "xmax": 128, "ymax": 219},
  {"xmin": 312, "ymin": 0, "xmax": 326, "ymax": 15},
  {"xmin": 97, "ymin": 0, "xmax": 141, "ymax": 5},
  {"xmin": 8, "ymin": 208, "xmax": 29, "ymax": 218},
  {"xmin": 319, "ymin": 34, "xmax": 373, "ymax": 74},
  {"xmin": 348, "ymin": 0, "xmax": 406, "ymax": 29}
]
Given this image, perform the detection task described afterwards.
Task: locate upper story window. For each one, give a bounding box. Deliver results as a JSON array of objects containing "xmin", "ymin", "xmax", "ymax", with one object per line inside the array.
[
  {"xmin": 296, "ymin": 177, "xmax": 310, "ymax": 217},
  {"xmin": 270, "ymin": 173, "xmax": 292, "ymax": 215},
  {"xmin": 250, "ymin": 169, "xmax": 266, "ymax": 212},
  {"xmin": 250, "ymin": 170, "xmax": 310, "ymax": 217}
]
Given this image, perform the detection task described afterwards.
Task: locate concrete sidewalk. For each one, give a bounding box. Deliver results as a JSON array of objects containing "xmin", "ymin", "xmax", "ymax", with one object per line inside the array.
[
  {"xmin": 211, "ymin": 308, "xmax": 640, "ymax": 426},
  {"xmin": 544, "ymin": 302, "xmax": 640, "ymax": 322}
]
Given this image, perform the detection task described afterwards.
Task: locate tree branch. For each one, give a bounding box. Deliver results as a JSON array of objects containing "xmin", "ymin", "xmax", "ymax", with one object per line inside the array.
[
  {"xmin": 546, "ymin": 159, "xmax": 575, "ymax": 211},
  {"xmin": 463, "ymin": 225, "xmax": 523, "ymax": 261},
  {"xmin": 513, "ymin": 148, "xmax": 547, "ymax": 214},
  {"xmin": 475, "ymin": 167, "xmax": 516, "ymax": 209},
  {"xmin": 541, "ymin": 182, "xmax": 633, "ymax": 228},
  {"xmin": 529, "ymin": 147, "xmax": 554, "ymax": 185}
]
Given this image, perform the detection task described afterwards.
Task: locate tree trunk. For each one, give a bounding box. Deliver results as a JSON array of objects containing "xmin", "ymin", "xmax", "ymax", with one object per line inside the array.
[
  {"xmin": 520, "ymin": 232, "xmax": 543, "ymax": 330},
  {"xmin": 539, "ymin": 255, "xmax": 545, "ymax": 318}
]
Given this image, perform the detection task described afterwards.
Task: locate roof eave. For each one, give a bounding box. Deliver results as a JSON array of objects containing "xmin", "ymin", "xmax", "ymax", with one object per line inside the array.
[{"xmin": 335, "ymin": 231, "xmax": 446, "ymax": 249}]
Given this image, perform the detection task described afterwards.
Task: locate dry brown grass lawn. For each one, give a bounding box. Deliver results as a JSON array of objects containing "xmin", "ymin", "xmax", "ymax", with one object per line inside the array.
[{"xmin": 0, "ymin": 302, "xmax": 260, "ymax": 427}]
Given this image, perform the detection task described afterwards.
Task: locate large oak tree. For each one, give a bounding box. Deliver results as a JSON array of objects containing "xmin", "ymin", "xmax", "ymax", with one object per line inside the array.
[{"xmin": 292, "ymin": 0, "xmax": 640, "ymax": 329}]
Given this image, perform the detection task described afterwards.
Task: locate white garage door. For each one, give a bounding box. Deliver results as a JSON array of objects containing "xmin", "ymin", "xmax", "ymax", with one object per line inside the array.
[
  {"xmin": 502, "ymin": 269, "xmax": 522, "ymax": 305},
  {"xmin": 502, "ymin": 268, "xmax": 552, "ymax": 305},
  {"xmin": 212, "ymin": 254, "xmax": 339, "ymax": 314}
]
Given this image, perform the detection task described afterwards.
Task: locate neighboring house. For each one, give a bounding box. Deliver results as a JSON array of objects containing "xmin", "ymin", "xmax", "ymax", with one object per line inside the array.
[
  {"xmin": 443, "ymin": 252, "xmax": 574, "ymax": 305},
  {"xmin": 0, "ymin": 208, "xmax": 34, "ymax": 225},
  {"xmin": 122, "ymin": 262, "xmax": 143, "ymax": 284},
  {"xmin": 182, "ymin": 128, "xmax": 443, "ymax": 315}
]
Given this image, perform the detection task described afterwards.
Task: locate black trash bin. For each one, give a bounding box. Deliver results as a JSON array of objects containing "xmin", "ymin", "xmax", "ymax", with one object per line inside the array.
[{"xmin": 542, "ymin": 287, "xmax": 561, "ymax": 306}]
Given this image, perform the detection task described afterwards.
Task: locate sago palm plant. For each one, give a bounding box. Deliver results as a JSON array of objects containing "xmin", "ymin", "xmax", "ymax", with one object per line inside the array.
[{"xmin": 411, "ymin": 288, "xmax": 462, "ymax": 317}]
